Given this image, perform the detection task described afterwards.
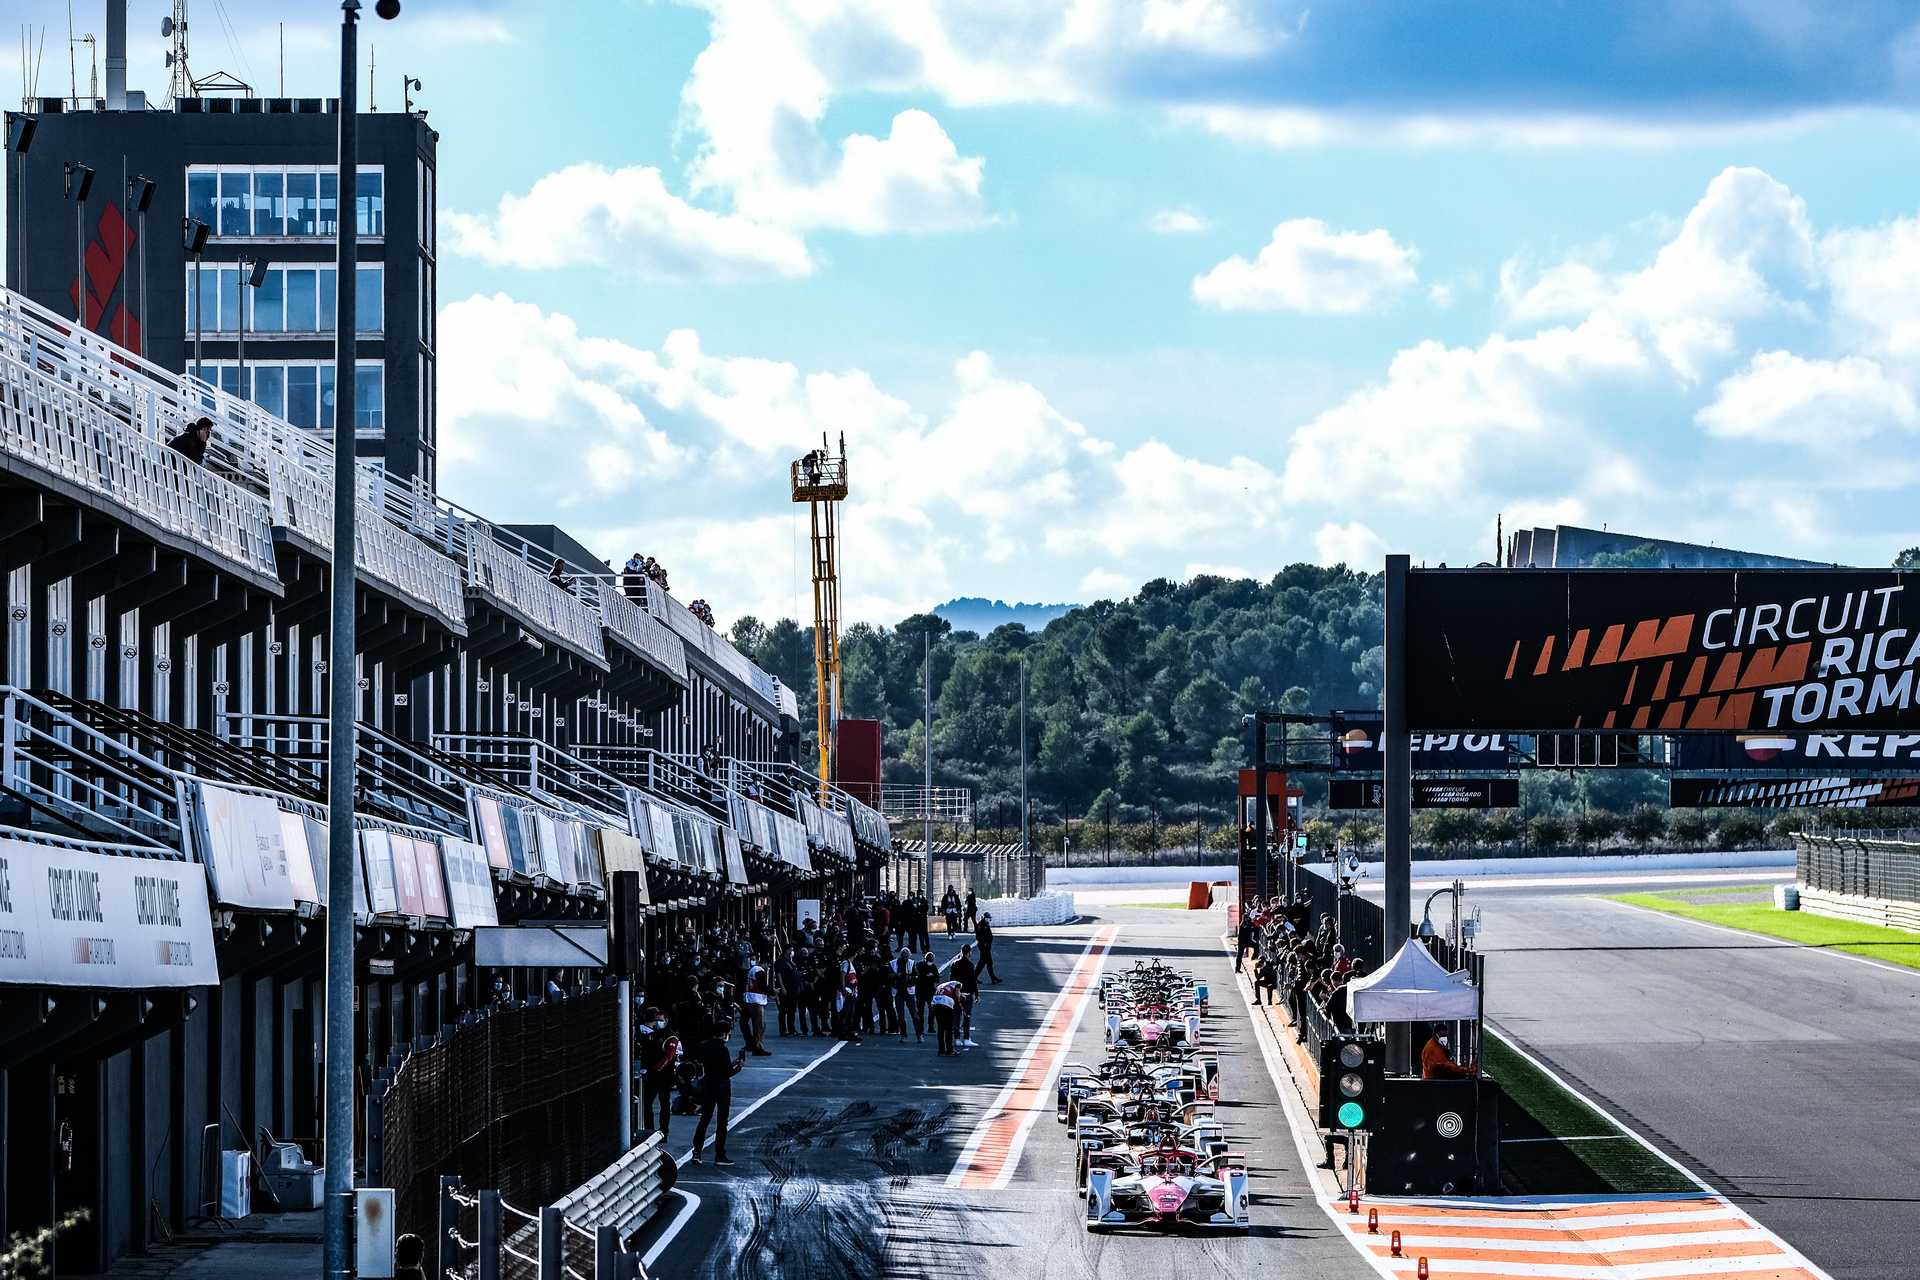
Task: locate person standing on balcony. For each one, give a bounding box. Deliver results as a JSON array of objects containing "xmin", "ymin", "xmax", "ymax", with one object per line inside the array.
[
  {"xmin": 622, "ymin": 552, "xmax": 647, "ymax": 602},
  {"xmin": 548, "ymin": 557, "xmax": 574, "ymax": 595},
  {"xmin": 167, "ymin": 415, "xmax": 214, "ymax": 465}
]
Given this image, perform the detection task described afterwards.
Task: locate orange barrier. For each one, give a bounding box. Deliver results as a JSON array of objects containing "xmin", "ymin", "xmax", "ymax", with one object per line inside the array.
[{"xmin": 1187, "ymin": 881, "xmax": 1213, "ymax": 909}]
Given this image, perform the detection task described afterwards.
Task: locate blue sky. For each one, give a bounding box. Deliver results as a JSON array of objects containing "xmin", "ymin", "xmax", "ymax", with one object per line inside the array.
[{"xmin": 15, "ymin": 0, "xmax": 1920, "ymax": 625}]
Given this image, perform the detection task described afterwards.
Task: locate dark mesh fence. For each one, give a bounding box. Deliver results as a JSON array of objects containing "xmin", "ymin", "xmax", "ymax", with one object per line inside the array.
[
  {"xmin": 1797, "ymin": 832, "xmax": 1920, "ymax": 903},
  {"xmin": 380, "ymin": 985, "xmax": 622, "ymax": 1240}
]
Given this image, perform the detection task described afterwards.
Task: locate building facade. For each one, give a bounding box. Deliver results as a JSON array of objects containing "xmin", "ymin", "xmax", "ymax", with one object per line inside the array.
[{"xmin": 4, "ymin": 96, "xmax": 438, "ymax": 483}]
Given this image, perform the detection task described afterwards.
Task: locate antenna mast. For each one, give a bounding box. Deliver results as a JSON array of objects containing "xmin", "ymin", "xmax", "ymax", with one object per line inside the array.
[{"xmin": 163, "ymin": 1, "xmax": 190, "ymax": 106}]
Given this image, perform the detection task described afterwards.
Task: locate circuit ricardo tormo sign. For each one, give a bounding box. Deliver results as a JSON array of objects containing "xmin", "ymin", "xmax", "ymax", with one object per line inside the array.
[{"xmin": 1406, "ymin": 569, "xmax": 1920, "ymax": 733}]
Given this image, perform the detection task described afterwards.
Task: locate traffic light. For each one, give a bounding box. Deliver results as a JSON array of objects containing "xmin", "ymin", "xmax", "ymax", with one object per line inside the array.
[{"xmin": 1319, "ymin": 1035, "xmax": 1384, "ymax": 1132}]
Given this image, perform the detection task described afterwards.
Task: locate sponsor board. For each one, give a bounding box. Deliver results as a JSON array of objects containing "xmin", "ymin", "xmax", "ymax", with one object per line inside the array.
[
  {"xmin": 593, "ymin": 829, "xmax": 651, "ymax": 902},
  {"xmin": 1407, "ymin": 568, "xmax": 1920, "ymax": 732},
  {"xmin": 440, "ymin": 838, "xmax": 499, "ymax": 929},
  {"xmin": 194, "ymin": 783, "xmax": 297, "ymax": 911},
  {"xmin": 0, "ymin": 836, "xmax": 219, "ymax": 987},
  {"xmin": 1669, "ymin": 776, "xmax": 1920, "ymax": 808},
  {"xmin": 1329, "ymin": 777, "xmax": 1521, "ymax": 810},
  {"xmin": 1672, "ymin": 730, "xmax": 1920, "ymax": 770},
  {"xmin": 1329, "ymin": 711, "xmax": 1513, "ymax": 770}
]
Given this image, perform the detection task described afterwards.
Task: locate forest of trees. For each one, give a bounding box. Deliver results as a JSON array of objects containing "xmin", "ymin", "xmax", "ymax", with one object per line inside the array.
[{"xmin": 728, "ymin": 565, "xmax": 1385, "ymax": 830}]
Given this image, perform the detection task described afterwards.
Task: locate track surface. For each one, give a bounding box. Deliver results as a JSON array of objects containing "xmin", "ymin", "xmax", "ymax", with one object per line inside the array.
[
  {"xmin": 1459, "ymin": 869, "xmax": 1920, "ymax": 1280},
  {"xmin": 636, "ymin": 906, "xmax": 1378, "ymax": 1279}
]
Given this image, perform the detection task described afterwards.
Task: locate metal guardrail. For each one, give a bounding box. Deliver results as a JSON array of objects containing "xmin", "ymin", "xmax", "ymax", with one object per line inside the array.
[
  {"xmin": 1, "ymin": 686, "xmax": 195, "ymax": 854},
  {"xmin": 432, "ymin": 733, "xmax": 634, "ymax": 830},
  {"xmin": 637, "ymin": 580, "xmax": 789, "ymax": 719},
  {"xmin": 263, "ymin": 454, "xmax": 467, "ymax": 631},
  {"xmin": 0, "ymin": 313, "xmax": 279, "ymax": 581},
  {"xmin": 880, "ymin": 783, "xmax": 974, "ymax": 826},
  {"xmin": 584, "ymin": 581, "xmax": 688, "ymax": 683},
  {"xmin": 467, "ymin": 534, "xmax": 609, "ymax": 666}
]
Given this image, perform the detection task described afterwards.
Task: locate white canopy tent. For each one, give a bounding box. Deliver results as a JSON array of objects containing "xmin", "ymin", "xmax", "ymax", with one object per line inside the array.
[{"xmin": 1345, "ymin": 940, "xmax": 1480, "ymax": 1023}]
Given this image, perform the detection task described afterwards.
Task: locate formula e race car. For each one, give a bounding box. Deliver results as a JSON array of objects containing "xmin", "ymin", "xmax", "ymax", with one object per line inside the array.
[
  {"xmin": 1105, "ymin": 1002, "xmax": 1198, "ymax": 1049},
  {"xmin": 1073, "ymin": 1114, "xmax": 1228, "ymax": 1189},
  {"xmin": 1057, "ymin": 1052, "xmax": 1218, "ymax": 1123},
  {"xmin": 1085, "ymin": 1142, "xmax": 1251, "ymax": 1232}
]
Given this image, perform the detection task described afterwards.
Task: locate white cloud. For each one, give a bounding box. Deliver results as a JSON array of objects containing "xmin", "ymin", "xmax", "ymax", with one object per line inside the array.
[
  {"xmin": 1183, "ymin": 562, "xmax": 1255, "ymax": 580},
  {"xmin": 1177, "ymin": 104, "xmax": 1848, "ymax": 152},
  {"xmin": 1823, "ymin": 215, "xmax": 1920, "ymax": 362},
  {"xmin": 445, "ymin": 164, "xmax": 811, "ymax": 282},
  {"xmin": 1427, "ymin": 282, "xmax": 1455, "ymax": 309},
  {"xmin": 1313, "ymin": 521, "xmax": 1389, "ymax": 569},
  {"xmin": 1498, "ymin": 257, "xmax": 1617, "ymax": 325},
  {"xmin": 1193, "ymin": 218, "xmax": 1418, "ymax": 314},
  {"xmin": 1697, "ymin": 352, "xmax": 1919, "ymax": 442},
  {"xmin": 1078, "ymin": 568, "xmax": 1133, "ymax": 599},
  {"xmin": 1149, "ymin": 207, "xmax": 1212, "ymax": 234}
]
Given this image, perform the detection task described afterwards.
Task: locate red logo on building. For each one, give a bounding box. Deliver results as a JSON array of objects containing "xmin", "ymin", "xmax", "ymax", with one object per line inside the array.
[{"xmin": 68, "ymin": 200, "xmax": 143, "ymax": 354}]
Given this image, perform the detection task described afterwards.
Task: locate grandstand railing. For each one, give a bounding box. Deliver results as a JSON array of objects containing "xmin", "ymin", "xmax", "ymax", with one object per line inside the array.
[
  {"xmin": 582, "ymin": 579, "xmax": 688, "ymax": 683},
  {"xmin": 225, "ymin": 711, "xmax": 481, "ymax": 838},
  {"xmin": 262, "ymin": 453, "xmax": 467, "ymax": 631},
  {"xmin": 432, "ymin": 733, "xmax": 635, "ymax": 829},
  {"xmin": 880, "ymin": 783, "xmax": 973, "ymax": 826},
  {"xmin": 0, "ymin": 297, "xmax": 277, "ymax": 581},
  {"xmin": 1, "ymin": 686, "xmax": 194, "ymax": 854}
]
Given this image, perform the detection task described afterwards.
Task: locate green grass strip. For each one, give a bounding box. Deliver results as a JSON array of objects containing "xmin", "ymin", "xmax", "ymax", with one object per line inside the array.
[
  {"xmin": 1483, "ymin": 1031, "xmax": 1695, "ymax": 1196},
  {"xmin": 1609, "ymin": 893, "xmax": 1920, "ymax": 972}
]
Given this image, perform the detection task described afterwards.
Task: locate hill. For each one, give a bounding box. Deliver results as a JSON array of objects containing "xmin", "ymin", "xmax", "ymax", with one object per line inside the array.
[{"xmin": 933, "ymin": 597, "xmax": 1075, "ymax": 633}]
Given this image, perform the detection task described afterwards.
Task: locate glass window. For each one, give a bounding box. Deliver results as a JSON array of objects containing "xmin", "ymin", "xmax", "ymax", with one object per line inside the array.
[
  {"xmin": 357, "ymin": 169, "xmax": 384, "ymax": 236},
  {"xmin": 251, "ymin": 268, "xmax": 285, "ymax": 332},
  {"xmin": 319, "ymin": 363, "xmax": 337, "ymax": 428},
  {"xmin": 355, "ymin": 264, "xmax": 383, "ymax": 333},
  {"xmin": 253, "ymin": 170, "xmax": 284, "ymax": 235},
  {"xmin": 318, "ymin": 171, "xmax": 339, "ymax": 237},
  {"xmin": 187, "ymin": 170, "xmax": 218, "ymax": 232},
  {"xmin": 421, "ymin": 261, "xmax": 433, "ymax": 347},
  {"xmin": 217, "ymin": 268, "xmax": 241, "ymax": 332},
  {"xmin": 286, "ymin": 268, "xmax": 318, "ymax": 331},
  {"xmin": 355, "ymin": 364, "xmax": 384, "ymax": 430},
  {"xmin": 319, "ymin": 267, "xmax": 336, "ymax": 332},
  {"xmin": 218, "ymin": 364, "xmax": 242, "ymax": 396},
  {"xmin": 218, "ymin": 171, "xmax": 251, "ymax": 236},
  {"xmin": 286, "ymin": 171, "xmax": 318, "ymax": 237},
  {"xmin": 252, "ymin": 364, "xmax": 286, "ymax": 418},
  {"xmin": 288, "ymin": 364, "xmax": 319, "ymax": 429},
  {"xmin": 425, "ymin": 165, "xmax": 434, "ymax": 254}
]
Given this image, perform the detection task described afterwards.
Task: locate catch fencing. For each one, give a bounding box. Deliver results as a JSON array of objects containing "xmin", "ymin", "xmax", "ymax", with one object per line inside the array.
[
  {"xmin": 888, "ymin": 841, "xmax": 1047, "ymax": 900},
  {"xmin": 372, "ymin": 984, "xmax": 624, "ymax": 1246},
  {"xmin": 1796, "ymin": 832, "xmax": 1920, "ymax": 905}
]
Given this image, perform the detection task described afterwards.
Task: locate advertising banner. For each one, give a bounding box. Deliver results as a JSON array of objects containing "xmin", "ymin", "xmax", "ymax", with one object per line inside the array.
[
  {"xmin": 0, "ymin": 836, "xmax": 220, "ymax": 987},
  {"xmin": 796, "ymin": 898, "xmax": 822, "ymax": 931},
  {"xmin": 409, "ymin": 836, "xmax": 451, "ymax": 919},
  {"xmin": 439, "ymin": 838, "xmax": 499, "ymax": 929},
  {"xmin": 473, "ymin": 796, "xmax": 515, "ymax": 871},
  {"xmin": 389, "ymin": 833, "xmax": 427, "ymax": 916},
  {"xmin": 1407, "ymin": 569, "xmax": 1920, "ymax": 733},
  {"xmin": 722, "ymin": 827, "xmax": 748, "ymax": 885},
  {"xmin": 1669, "ymin": 776, "xmax": 1920, "ymax": 809},
  {"xmin": 594, "ymin": 829, "xmax": 651, "ymax": 901},
  {"xmin": 194, "ymin": 783, "xmax": 296, "ymax": 911},
  {"xmin": 359, "ymin": 830, "xmax": 400, "ymax": 916},
  {"xmin": 1328, "ymin": 710, "xmax": 1513, "ymax": 771},
  {"xmin": 1328, "ymin": 778, "xmax": 1521, "ymax": 810},
  {"xmin": 649, "ymin": 802, "xmax": 681, "ymax": 865},
  {"xmin": 1671, "ymin": 731, "xmax": 1920, "ymax": 772},
  {"xmin": 277, "ymin": 809, "xmax": 322, "ymax": 906}
]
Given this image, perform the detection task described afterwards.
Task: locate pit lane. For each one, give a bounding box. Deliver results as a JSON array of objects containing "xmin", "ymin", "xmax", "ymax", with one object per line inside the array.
[{"xmin": 632, "ymin": 903, "xmax": 1379, "ymax": 1279}]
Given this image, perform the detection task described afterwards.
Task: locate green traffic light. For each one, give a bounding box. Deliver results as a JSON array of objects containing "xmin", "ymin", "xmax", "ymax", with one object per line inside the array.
[{"xmin": 1337, "ymin": 1101, "xmax": 1365, "ymax": 1128}]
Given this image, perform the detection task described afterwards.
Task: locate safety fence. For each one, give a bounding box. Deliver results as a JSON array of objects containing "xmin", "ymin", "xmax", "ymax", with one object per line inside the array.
[
  {"xmin": 372, "ymin": 984, "xmax": 625, "ymax": 1247},
  {"xmin": 888, "ymin": 841, "xmax": 1046, "ymax": 900},
  {"xmin": 1796, "ymin": 831, "xmax": 1920, "ymax": 904}
]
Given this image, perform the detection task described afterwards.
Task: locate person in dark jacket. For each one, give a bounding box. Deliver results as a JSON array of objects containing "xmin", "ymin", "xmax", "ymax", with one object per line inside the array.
[
  {"xmin": 974, "ymin": 913, "xmax": 1002, "ymax": 984},
  {"xmin": 951, "ymin": 944, "xmax": 979, "ymax": 1047},
  {"xmin": 962, "ymin": 889, "xmax": 978, "ymax": 930},
  {"xmin": 1235, "ymin": 914, "xmax": 1257, "ymax": 971},
  {"xmin": 774, "ymin": 951, "xmax": 802, "ymax": 1037},
  {"xmin": 913, "ymin": 950, "xmax": 940, "ymax": 1031},
  {"xmin": 687, "ymin": 1032, "xmax": 746, "ymax": 1166},
  {"xmin": 638, "ymin": 1007, "xmax": 678, "ymax": 1139},
  {"xmin": 892, "ymin": 946, "xmax": 922, "ymax": 1042},
  {"xmin": 941, "ymin": 886, "xmax": 962, "ymax": 934},
  {"xmin": 167, "ymin": 416, "xmax": 213, "ymax": 465}
]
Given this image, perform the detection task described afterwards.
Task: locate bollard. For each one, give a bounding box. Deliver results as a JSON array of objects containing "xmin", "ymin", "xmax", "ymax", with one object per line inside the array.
[
  {"xmin": 478, "ymin": 1190, "xmax": 502, "ymax": 1280},
  {"xmin": 595, "ymin": 1224, "xmax": 619, "ymax": 1279},
  {"xmin": 1348, "ymin": 1187, "xmax": 1360, "ymax": 1214},
  {"xmin": 1391, "ymin": 1229, "xmax": 1403, "ymax": 1257},
  {"xmin": 540, "ymin": 1205, "xmax": 564, "ymax": 1280},
  {"xmin": 1368, "ymin": 1207, "xmax": 1378, "ymax": 1234},
  {"xmin": 438, "ymin": 1176, "xmax": 461, "ymax": 1279}
]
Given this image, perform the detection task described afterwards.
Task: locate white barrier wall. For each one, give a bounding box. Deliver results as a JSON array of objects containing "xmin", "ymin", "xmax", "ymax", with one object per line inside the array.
[{"xmin": 976, "ymin": 892, "xmax": 1078, "ymax": 926}]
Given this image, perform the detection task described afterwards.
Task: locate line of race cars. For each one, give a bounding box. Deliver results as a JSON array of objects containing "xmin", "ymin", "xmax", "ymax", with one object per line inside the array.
[{"xmin": 1055, "ymin": 958, "xmax": 1252, "ymax": 1233}]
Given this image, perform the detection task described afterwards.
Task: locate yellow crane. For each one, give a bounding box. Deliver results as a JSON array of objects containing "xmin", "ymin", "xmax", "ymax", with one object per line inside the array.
[{"xmin": 790, "ymin": 434, "xmax": 848, "ymax": 791}]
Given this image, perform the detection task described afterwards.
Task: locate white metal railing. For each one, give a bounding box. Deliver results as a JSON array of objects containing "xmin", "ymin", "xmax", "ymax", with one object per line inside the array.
[
  {"xmin": 264, "ymin": 455, "xmax": 467, "ymax": 630},
  {"xmin": 583, "ymin": 579, "xmax": 688, "ymax": 683},
  {"xmin": 880, "ymin": 783, "xmax": 974, "ymax": 826},
  {"xmin": 0, "ymin": 324, "xmax": 279, "ymax": 580}
]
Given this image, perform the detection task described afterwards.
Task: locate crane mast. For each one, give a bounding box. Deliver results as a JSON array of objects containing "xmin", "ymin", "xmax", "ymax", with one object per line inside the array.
[{"xmin": 789, "ymin": 434, "xmax": 848, "ymax": 793}]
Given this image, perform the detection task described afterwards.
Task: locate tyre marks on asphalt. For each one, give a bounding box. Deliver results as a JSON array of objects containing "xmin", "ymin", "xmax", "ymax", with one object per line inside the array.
[{"xmin": 705, "ymin": 1100, "xmax": 960, "ymax": 1280}]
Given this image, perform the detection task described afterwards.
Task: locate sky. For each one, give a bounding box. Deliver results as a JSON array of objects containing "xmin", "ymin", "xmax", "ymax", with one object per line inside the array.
[{"xmin": 15, "ymin": 0, "xmax": 1920, "ymax": 629}]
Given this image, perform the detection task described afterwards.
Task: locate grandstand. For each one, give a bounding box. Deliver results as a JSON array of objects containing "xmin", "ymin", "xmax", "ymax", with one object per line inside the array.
[{"xmin": 0, "ymin": 281, "xmax": 893, "ymax": 1272}]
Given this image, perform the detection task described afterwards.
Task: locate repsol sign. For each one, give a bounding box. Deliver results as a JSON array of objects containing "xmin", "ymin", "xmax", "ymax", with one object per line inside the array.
[
  {"xmin": 1406, "ymin": 569, "xmax": 1920, "ymax": 733},
  {"xmin": 1329, "ymin": 711, "xmax": 1512, "ymax": 771}
]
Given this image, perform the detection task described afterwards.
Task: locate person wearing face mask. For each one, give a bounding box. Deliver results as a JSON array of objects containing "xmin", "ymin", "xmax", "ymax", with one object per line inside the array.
[
  {"xmin": 639, "ymin": 1007, "xmax": 679, "ymax": 1140},
  {"xmin": 1421, "ymin": 1022, "xmax": 1477, "ymax": 1079}
]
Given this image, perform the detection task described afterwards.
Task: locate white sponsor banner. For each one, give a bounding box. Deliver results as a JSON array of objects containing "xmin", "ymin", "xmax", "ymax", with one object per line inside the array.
[
  {"xmin": 194, "ymin": 783, "xmax": 296, "ymax": 911},
  {"xmin": 648, "ymin": 802, "xmax": 681, "ymax": 865},
  {"xmin": 795, "ymin": 898, "xmax": 821, "ymax": 932},
  {"xmin": 359, "ymin": 830, "xmax": 399, "ymax": 916},
  {"xmin": 277, "ymin": 809, "xmax": 321, "ymax": 907},
  {"xmin": 0, "ymin": 837, "xmax": 219, "ymax": 987},
  {"xmin": 722, "ymin": 826, "xmax": 747, "ymax": 885},
  {"xmin": 439, "ymin": 838, "xmax": 498, "ymax": 930},
  {"xmin": 594, "ymin": 828, "xmax": 651, "ymax": 902}
]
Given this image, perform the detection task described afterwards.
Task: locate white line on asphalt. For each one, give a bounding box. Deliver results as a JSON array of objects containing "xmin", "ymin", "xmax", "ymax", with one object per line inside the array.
[
  {"xmin": 675, "ymin": 1038, "xmax": 849, "ymax": 1166},
  {"xmin": 1603, "ymin": 896, "xmax": 1920, "ymax": 981},
  {"xmin": 640, "ymin": 1189, "xmax": 701, "ymax": 1271}
]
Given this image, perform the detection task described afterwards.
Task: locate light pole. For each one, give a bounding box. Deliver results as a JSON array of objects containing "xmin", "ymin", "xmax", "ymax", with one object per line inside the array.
[
  {"xmin": 63, "ymin": 160, "xmax": 95, "ymax": 325},
  {"xmin": 183, "ymin": 218, "xmax": 209, "ymax": 381},
  {"xmin": 236, "ymin": 256, "xmax": 269, "ymax": 404},
  {"xmin": 324, "ymin": 6, "xmax": 401, "ymax": 1280},
  {"xmin": 402, "ymin": 74, "xmax": 421, "ymax": 113},
  {"xmin": 126, "ymin": 175, "xmax": 154, "ymax": 355},
  {"xmin": 6, "ymin": 115, "xmax": 36, "ymax": 293},
  {"xmin": 922, "ymin": 628, "xmax": 932, "ymax": 897},
  {"xmin": 1018, "ymin": 658, "xmax": 1029, "ymax": 861}
]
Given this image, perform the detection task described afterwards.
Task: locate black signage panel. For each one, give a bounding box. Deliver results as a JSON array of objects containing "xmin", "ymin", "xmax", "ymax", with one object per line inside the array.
[
  {"xmin": 1329, "ymin": 778, "xmax": 1520, "ymax": 810},
  {"xmin": 1670, "ymin": 731, "xmax": 1920, "ymax": 772},
  {"xmin": 1406, "ymin": 569, "xmax": 1920, "ymax": 733},
  {"xmin": 1329, "ymin": 710, "xmax": 1513, "ymax": 771},
  {"xmin": 1669, "ymin": 776, "xmax": 1920, "ymax": 809}
]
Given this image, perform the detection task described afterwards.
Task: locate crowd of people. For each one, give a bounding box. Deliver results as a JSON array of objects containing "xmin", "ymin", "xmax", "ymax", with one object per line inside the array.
[
  {"xmin": 688, "ymin": 599, "xmax": 715, "ymax": 627},
  {"xmin": 621, "ymin": 552, "xmax": 670, "ymax": 598},
  {"xmin": 629, "ymin": 886, "xmax": 1005, "ymax": 1167},
  {"xmin": 1235, "ymin": 892, "xmax": 1369, "ymax": 1036}
]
